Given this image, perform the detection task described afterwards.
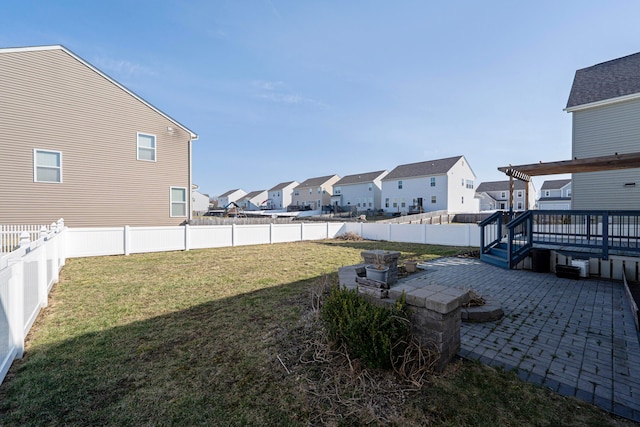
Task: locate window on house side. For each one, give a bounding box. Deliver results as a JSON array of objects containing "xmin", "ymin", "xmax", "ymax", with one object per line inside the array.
[
  {"xmin": 137, "ymin": 132, "xmax": 156, "ymax": 161},
  {"xmin": 385, "ymin": 198, "xmax": 389, "ymax": 208},
  {"xmin": 517, "ymin": 191, "xmax": 523, "ymax": 198},
  {"xmin": 34, "ymin": 149, "xmax": 62, "ymax": 183},
  {"xmin": 398, "ymin": 180, "xmax": 403, "ymax": 189},
  {"xmin": 461, "ymin": 196, "xmax": 464, "ymax": 204},
  {"xmin": 430, "ymin": 177, "xmax": 436, "ymax": 187},
  {"xmin": 545, "ymin": 190, "xmax": 550, "ymax": 197},
  {"xmin": 170, "ymin": 187, "xmax": 187, "ymax": 217},
  {"xmin": 501, "ymin": 191, "xmax": 506, "ymax": 198},
  {"xmin": 431, "ymin": 196, "xmax": 436, "ymax": 203}
]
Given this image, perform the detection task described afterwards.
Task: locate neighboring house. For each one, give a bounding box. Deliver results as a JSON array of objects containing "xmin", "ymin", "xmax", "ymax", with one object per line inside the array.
[
  {"xmin": 239, "ymin": 190, "xmax": 268, "ymax": 211},
  {"xmin": 192, "ymin": 189, "xmax": 211, "ymax": 216},
  {"xmin": 331, "ymin": 170, "xmax": 388, "ymax": 212},
  {"xmin": 565, "ymin": 52, "xmax": 640, "ymax": 209},
  {"xmin": 267, "ymin": 181, "xmax": 299, "ymax": 210},
  {"xmin": 218, "ymin": 189, "xmax": 246, "ymax": 208},
  {"xmin": 538, "ymin": 179, "xmax": 572, "ymax": 210},
  {"xmin": 0, "ymin": 45, "xmax": 198, "ymax": 227},
  {"xmin": 476, "ymin": 180, "xmax": 537, "ymax": 211},
  {"xmin": 291, "ymin": 175, "xmax": 341, "ymax": 210},
  {"xmin": 381, "ymin": 156, "xmax": 478, "ymax": 214}
]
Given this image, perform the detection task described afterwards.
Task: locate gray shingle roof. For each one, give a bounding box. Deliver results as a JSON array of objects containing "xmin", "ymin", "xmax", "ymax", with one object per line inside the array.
[
  {"xmin": 244, "ymin": 190, "xmax": 266, "ymax": 199},
  {"xmin": 540, "ymin": 179, "xmax": 571, "ymax": 190},
  {"xmin": 382, "ymin": 156, "xmax": 462, "ymax": 181},
  {"xmin": 268, "ymin": 181, "xmax": 296, "ymax": 192},
  {"xmin": 476, "ymin": 180, "xmax": 527, "ymax": 192},
  {"xmin": 566, "ymin": 52, "xmax": 640, "ymax": 109},
  {"xmin": 219, "ymin": 189, "xmax": 243, "ymax": 197},
  {"xmin": 538, "ymin": 196, "xmax": 570, "ymax": 201},
  {"xmin": 295, "ymin": 175, "xmax": 338, "ymax": 188},
  {"xmin": 334, "ymin": 170, "xmax": 387, "ymax": 186}
]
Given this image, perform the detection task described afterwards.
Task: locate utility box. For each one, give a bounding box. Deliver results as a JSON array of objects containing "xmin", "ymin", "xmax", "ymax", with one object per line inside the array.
[{"xmin": 571, "ymin": 259, "xmax": 589, "ymax": 278}]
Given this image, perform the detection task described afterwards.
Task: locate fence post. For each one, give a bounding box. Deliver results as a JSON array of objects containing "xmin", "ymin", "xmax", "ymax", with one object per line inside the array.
[
  {"xmin": 124, "ymin": 226, "xmax": 131, "ymax": 256},
  {"xmin": 424, "ymin": 223, "xmax": 428, "ymax": 244},
  {"xmin": 270, "ymin": 223, "xmax": 274, "ymax": 244},
  {"xmin": 232, "ymin": 224, "xmax": 236, "ymax": 247},
  {"xmin": 19, "ymin": 231, "xmax": 30, "ymax": 248},
  {"xmin": 388, "ymin": 223, "xmax": 392, "ymax": 241},
  {"xmin": 300, "ymin": 223, "xmax": 305, "ymax": 241},
  {"xmin": 184, "ymin": 223, "xmax": 190, "ymax": 251},
  {"xmin": 8, "ymin": 258, "xmax": 25, "ymax": 359},
  {"xmin": 38, "ymin": 238, "xmax": 48, "ymax": 308}
]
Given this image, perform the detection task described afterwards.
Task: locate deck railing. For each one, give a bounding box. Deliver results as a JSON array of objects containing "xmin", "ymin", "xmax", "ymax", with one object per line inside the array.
[{"xmin": 480, "ymin": 210, "xmax": 640, "ymax": 268}]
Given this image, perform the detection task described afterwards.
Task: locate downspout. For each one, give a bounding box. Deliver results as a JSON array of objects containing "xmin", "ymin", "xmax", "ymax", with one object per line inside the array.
[{"xmin": 188, "ymin": 138, "xmax": 193, "ymax": 222}]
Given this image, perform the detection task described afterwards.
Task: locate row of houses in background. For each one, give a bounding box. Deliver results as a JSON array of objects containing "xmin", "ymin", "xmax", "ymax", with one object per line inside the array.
[
  {"xmin": 1, "ymin": 45, "xmax": 638, "ymax": 228},
  {"xmin": 219, "ymin": 161, "xmax": 574, "ymax": 215}
]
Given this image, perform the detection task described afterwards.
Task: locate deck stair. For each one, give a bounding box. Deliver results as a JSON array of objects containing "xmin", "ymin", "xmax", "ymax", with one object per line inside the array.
[{"xmin": 479, "ymin": 210, "xmax": 640, "ymax": 270}]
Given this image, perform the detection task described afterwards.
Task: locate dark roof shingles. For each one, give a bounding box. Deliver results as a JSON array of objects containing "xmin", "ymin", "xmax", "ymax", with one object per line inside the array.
[
  {"xmin": 383, "ymin": 156, "xmax": 462, "ymax": 181},
  {"xmin": 566, "ymin": 52, "xmax": 640, "ymax": 108}
]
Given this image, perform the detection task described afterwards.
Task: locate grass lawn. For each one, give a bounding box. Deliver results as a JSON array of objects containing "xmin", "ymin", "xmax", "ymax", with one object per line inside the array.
[{"xmin": 0, "ymin": 240, "xmax": 634, "ymax": 426}]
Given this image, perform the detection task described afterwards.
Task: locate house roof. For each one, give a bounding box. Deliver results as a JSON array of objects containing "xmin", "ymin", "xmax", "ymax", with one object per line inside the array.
[
  {"xmin": 383, "ymin": 156, "xmax": 463, "ymax": 181},
  {"xmin": 540, "ymin": 179, "xmax": 571, "ymax": 190},
  {"xmin": 0, "ymin": 45, "xmax": 198, "ymax": 139},
  {"xmin": 334, "ymin": 170, "xmax": 387, "ymax": 186},
  {"xmin": 219, "ymin": 189, "xmax": 243, "ymax": 197},
  {"xmin": 268, "ymin": 181, "xmax": 297, "ymax": 192},
  {"xmin": 476, "ymin": 180, "xmax": 527, "ymax": 192},
  {"xmin": 566, "ymin": 51, "xmax": 640, "ymax": 110},
  {"xmin": 244, "ymin": 190, "xmax": 266, "ymax": 199},
  {"xmin": 295, "ymin": 174, "xmax": 338, "ymax": 188}
]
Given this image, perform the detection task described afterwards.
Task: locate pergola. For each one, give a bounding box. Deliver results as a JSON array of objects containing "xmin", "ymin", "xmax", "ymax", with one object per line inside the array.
[{"xmin": 497, "ymin": 152, "xmax": 640, "ymax": 211}]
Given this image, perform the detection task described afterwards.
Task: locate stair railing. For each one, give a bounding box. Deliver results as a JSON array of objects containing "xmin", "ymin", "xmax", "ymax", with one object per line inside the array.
[
  {"xmin": 505, "ymin": 210, "xmax": 533, "ymax": 268},
  {"xmin": 478, "ymin": 211, "xmax": 504, "ymax": 255}
]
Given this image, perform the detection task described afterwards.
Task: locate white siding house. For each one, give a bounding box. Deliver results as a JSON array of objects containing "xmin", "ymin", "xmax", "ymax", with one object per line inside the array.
[
  {"xmin": 239, "ymin": 190, "xmax": 268, "ymax": 211},
  {"xmin": 565, "ymin": 52, "xmax": 640, "ymax": 209},
  {"xmin": 538, "ymin": 179, "xmax": 572, "ymax": 210},
  {"xmin": 192, "ymin": 190, "xmax": 211, "ymax": 215},
  {"xmin": 332, "ymin": 170, "xmax": 388, "ymax": 213},
  {"xmin": 218, "ymin": 189, "xmax": 246, "ymax": 209},
  {"xmin": 381, "ymin": 156, "xmax": 478, "ymax": 215},
  {"xmin": 476, "ymin": 180, "xmax": 537, "ymax": 211},
  {"xmin": 267, "ymin": 181, "xmax": 298, "ymax": 210}
]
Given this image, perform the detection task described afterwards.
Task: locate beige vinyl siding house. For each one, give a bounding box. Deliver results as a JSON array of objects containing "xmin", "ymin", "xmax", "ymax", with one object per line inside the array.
[
  {"xmin": 0, "ymin": 45, "xmax": 198, "ymax": 227},
  {"xmin": 292, "ymin": 175, "xmax": 340, "ymax": 210}
]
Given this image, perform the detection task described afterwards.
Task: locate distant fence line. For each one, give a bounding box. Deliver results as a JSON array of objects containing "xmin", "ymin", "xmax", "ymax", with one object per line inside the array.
[{"xmin": 1, "ymin": 223, "xmax": 51, "ymax": 254}]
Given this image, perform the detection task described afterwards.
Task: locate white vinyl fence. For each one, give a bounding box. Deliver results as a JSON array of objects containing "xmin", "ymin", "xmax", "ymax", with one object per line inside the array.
[
  {"xmin": 65, "ymin": 222, "xmax": 480, "ymax": 258},
  {"xmin": 1, "ymin": 223, "xmax": 50, "ymax": 254},
  {"xmin": 0, "ymin": 220, "xmax": 66, "ymax": 384},
  {"xmin": 0, "ymin": 219, "xmax": 479, "ymax": 385}
]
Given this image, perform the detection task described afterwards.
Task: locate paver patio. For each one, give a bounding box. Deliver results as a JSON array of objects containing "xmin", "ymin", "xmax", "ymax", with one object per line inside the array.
[{"xmin": 340, "ymin": 257, "xmax": 640, "ymax": 422}]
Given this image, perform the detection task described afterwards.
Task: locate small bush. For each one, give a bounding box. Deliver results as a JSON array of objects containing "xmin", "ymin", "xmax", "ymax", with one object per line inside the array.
[
  {"xmin": 334, "ymin": 232, "xmax": 363, "ymax": 241},
  {"xmin": 320, "ymin": 286, "xmax": 411, "ymax": 369}
]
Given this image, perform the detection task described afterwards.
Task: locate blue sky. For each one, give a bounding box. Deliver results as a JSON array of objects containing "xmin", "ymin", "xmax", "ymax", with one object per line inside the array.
[{"xmin": 3, "ymin": 1, "xmax": 640, "ymax": 198}]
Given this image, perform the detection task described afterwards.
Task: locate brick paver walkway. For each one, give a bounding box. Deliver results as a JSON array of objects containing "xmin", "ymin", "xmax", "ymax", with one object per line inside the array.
[{"xmin": 340, "ymin": 257, "xmax": 640, "ymax": 421}]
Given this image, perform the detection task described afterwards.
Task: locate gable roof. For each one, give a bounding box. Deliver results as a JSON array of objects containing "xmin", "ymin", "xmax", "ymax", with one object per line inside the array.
[
  {"xmin": 243, "ymin": 190, "xmax": 266, "ymax": 199},
  {"xmin": 476, "ymin": 180, "xmax": 528, "ymax": 192},
  {"xmin": 566, "ymin": 51, "xmax": 640, "ymax": 110},
  {"xmin": 540, "ymin": 179, "xmax": 571, "ymax": 190},
  {"xmin": 0, "ymin": 45, "xmax": 198, "ymax": 139},
  {"xmin": 334, "ymin": 170, "xmax": 387, "ymax": 186},
  {"xmin": 295, "ymin": 174, "xmax": 339, "ymax": 188},
  {"xmin": 383, "ymin": 156, "xmax": 463, "ymax": 181},
  {"xmin": 268, "ymin": 181, "xmax": 297, "ymax": 192},
  {"xmin": 219, "ymin": 189, "xmax": 244, "ymax": 197}
]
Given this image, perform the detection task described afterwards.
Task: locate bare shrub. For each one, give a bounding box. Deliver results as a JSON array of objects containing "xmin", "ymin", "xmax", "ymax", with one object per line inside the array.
[{"xmin": 334, "ymin": 232, "xmax": 363, "ymax": 241}]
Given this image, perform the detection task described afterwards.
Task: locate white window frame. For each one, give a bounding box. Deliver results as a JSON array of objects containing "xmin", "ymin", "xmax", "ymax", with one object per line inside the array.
[
  {"xmin": 398, "ymin": 180, "xmax": 403, "ymax": 189},
  {"xmin": 33, "ymin": 149, "xmax": 62, "ymax": 183},
  {"xmin": 137, "ymin": 132, "xmax": 156, "ymax": 162},
  {"xmin": 517, "ymin": 190, "xmax": 523, "ymax": 198},
  {"xmin": 170, "ymin": 186, "xmax": 187, "ymax": 217},
  {"xmin": 431, "ymin": 196, "xmax": 437, "ymax": 204},
  {"xmin": 430, "ymin": 177, "xmax": 436, "ymax": 187}
]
